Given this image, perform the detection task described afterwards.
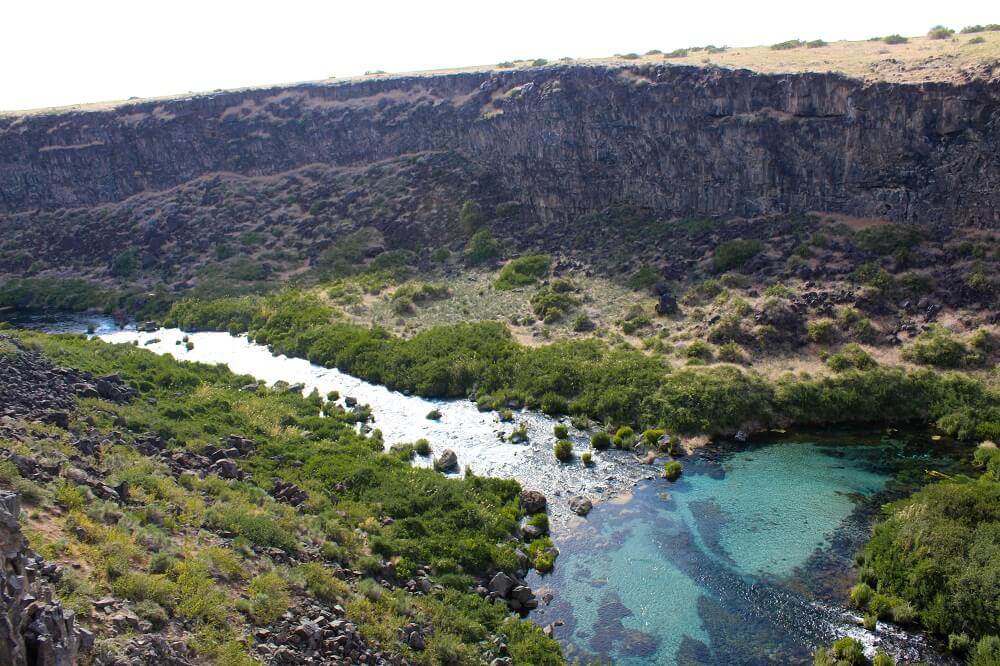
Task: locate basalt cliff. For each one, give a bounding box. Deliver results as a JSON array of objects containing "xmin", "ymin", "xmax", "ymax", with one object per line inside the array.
[{"xmin": 1, "ymin": 63, "xmax": 999, "ymax": 226}]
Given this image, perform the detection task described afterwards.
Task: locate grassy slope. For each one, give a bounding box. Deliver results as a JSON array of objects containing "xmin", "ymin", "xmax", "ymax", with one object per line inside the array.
[{"xmin": 0, "ymin": 330, "xmax": 561, "ymax": 665}]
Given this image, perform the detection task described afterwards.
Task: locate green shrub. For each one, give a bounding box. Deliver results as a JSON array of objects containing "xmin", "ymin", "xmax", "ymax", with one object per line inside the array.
[
  {"xmin": 113, "ymin": 572, "xmax": 179, "ymax": 609},
  {"xmin": 581, "ymin": 451, "xmax": 593, "ymax": 466},
  {"xmin": 902, "ymin": 326, "xmax": 975, "ymax": 368},
  {"xmin": 771, "ymin": 39, "xmax": 805, "ymax": 50},
  {"xmin": 831, "ymin": 637, "xmax": 865, "ymax": 665},
  {"xmin": 891, "ymin": 600, "xmax": 917, "ymax": 625},
  {"xmin": 464, "ymin": 230, "xmax": 499, "ymax": 265},
  {"xmin": 459, "ymin": 200, "xmax": 484, "ymax": 234},
  {"xmin": 928, "ymin": 25, "xmax": 955, "ymax": 40},
  {"xmin": 807, "ymin": 320, "xmax": 839, "ymax": 345},
  {"xmin": 572, "ymin": 314, "xmax": 595, "ymax": 332},
  {"xmin": 855, "ymin": 224, "xmax": 923, "ymax": 256},
  {"xmin": 248, "ymin": 572, "xmax": 290, "ymax": 625},
  {"xmin": 111, "ymin": 249, "xmax": 139, "ymax": 278},
  {"xmin": 553, "ymin": 424, "xmax": 569, "ymax": 439},
  {"xmin": 642, "ymin": 428, "xmax": 665, "ymax": 445},
  {"xmin": 826, "ymin": 344, "xmax": 877, "ymax": 372},
  {"xmin": 149, "ymin": 552, "xmax": 178, "ymax": 575},
  {"xmin": 716, "ymin": 341, "xmax": 746, "ymax": 364},
  {"xmin": 627, "ymin": 265, "xmax": 660, "ymax": 292},
  {"xmin": 414, "ymin": 439, "xmax": 432, "ymax": 456},
  {"xmin": 554, "ymin": 439, "xmax": 573, "ymax": 462},
  {"xmin": 872, "ymin": 651, "xmax": 895, "ymax": 666},
  {"xmin": 527, "ymin": 537, "xmax": 557, "ymax": 572},
  {"xmin": 949, "ymin": 633, "xmax": 972, "ymax": 654},
  {"xmin": 527, "ymin": 513, "xmax": 549, "ymax": 531},
  {"xmin": 495, "ymin": 255, "xmax": 552, "ymax": 290},
  {"xmin": 806, "ymin": 39, "xmax": 828, "ymax": 48},
  {"xmin": 295, "ymin": 563, "xmax": 349, "ymax": 604},
  {"xmin": 883, "ymin": 34, "xmax": 908, "ymax": 44},
  {"xmin": 864, "ymin": 613, "xmax": 878, "ymax": 631},
  {"xmin": 531, "ymin": 284, "xmax": 580, "ymax": 322},
  {"xmin": 54, "ymin": 482, "xmax": 87, "ymax": 511},
  {"xmin": 813, "ymin": 646, "xmax": 833, "ymax": 666},
  {"xmin": 134, "ymin": 600, "xmax": 170, "ymax": 629},
  {"xmin": 663, "ymin": 461, "xmax": 682, "ymax": 481},
  {"xmin": 621, "ymin": 314, "xmax": 651, "ymax": 335},
  {"xmin": 591, "ymin": 431, "xmax": 612, "ymax": 450},
  {"xmin": 685, "ymin": 340, "xmax": 714, "ymax": 362},
  {"xmin": 860, "ymin": 471, "xmax": 1000, "ymax": 639},
  {"xmin": 540, "ymin": 392, "xmax": 569, "ymax": 415},
  {"xmin": 850, "ymin": 582, "xmax": 873, "ymax": 608},
  {"xmin": 971, "ymin": 636, "xmax": 1000, "ymax": 666},
  {"xmin": 713, "ymin": 239, "xmax": 764, "ymax": 272},
  {"xmin": 869, "ymin": 593, "xmax": 897, "ymax": 620}
]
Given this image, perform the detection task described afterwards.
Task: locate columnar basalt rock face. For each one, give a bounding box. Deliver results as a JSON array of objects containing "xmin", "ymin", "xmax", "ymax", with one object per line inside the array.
[
  {"xmin": 1, "ymin": 491, "xmax": 92, "ymax": 666},
  {"xmin": 1, "ymin": 64, "xmax": 998, "ymax": 227}
]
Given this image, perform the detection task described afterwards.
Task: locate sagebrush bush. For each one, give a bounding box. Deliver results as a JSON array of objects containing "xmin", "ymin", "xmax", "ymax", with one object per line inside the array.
[
  {"xmin": 591, "ymin": 431, "xmax": 611, "ymax": 450},
  {"xmin": 554, "ymin": 439, "xmax": 573, "ymax": 462}
]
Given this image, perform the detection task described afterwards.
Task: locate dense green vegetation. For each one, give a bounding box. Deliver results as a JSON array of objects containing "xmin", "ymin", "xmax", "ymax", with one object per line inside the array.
[
  {"xmin": 0, "ymin": 277, "xmax": 174, "ymax": 320},
  {"xmin": 162, "ymin": 291, "xmax": 1000, "ymax": 439},
  {"xmin": 857, "ymin": 446, "xmax": 1000, "ymax": 655},
  {"xmin": 494, "ymin": 255, "xmax": 552, "ymax": 290},
  {"xmin": 2, "ymin": 330, "xmax": 561, "ymax": 664}
]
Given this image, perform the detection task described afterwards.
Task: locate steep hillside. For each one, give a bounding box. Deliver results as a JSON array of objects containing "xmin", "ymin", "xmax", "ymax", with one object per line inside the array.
[{"xmin": 1, "ymin": 63, "xmax": 998, "ymax": 228}]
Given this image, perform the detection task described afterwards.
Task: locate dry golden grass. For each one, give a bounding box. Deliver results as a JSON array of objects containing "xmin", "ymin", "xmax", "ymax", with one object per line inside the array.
[
  {"xmin": 648, "ymin": 31, "xmax": 1000, "ymax": 84},
  {"xmin": 8, "ymin": 31, "xmax": 998, "ymax": 116}
]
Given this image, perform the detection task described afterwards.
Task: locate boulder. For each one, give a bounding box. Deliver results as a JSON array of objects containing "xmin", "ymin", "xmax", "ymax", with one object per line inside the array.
[
  {"xmin": 519, "ymin": 490, "xmax": 547, "ymax": 514},
  {"xmin": 569, "ymin": 496, "xmax": 593, "ymax": 516},
  {"xmin": 433, "ymin": 449, "xmax": 458, "ymax": 472},
  {"xmin": 488, "ymin": 572, "xmax": 515, "ymax": 598},
  {"xmin": 654, "ymin": 290, "xmax": 678, "ymax": 316}
]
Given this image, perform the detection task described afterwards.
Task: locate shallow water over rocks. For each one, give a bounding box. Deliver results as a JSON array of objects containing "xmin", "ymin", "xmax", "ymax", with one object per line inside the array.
[{"xmin": 10, "ymin": 312, "xmax": 961, "ymax": 664}]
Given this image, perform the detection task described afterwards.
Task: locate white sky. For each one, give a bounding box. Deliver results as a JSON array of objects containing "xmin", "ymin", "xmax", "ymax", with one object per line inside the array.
[{"xmin": 1, "ymin": 0, "xmax": 993, "ymax": 111}]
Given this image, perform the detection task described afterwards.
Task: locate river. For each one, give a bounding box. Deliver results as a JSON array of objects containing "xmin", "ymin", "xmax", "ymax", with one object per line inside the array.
[{"xmin": 7, "ymin": 310, "xmax": 962, "ymax": 665}]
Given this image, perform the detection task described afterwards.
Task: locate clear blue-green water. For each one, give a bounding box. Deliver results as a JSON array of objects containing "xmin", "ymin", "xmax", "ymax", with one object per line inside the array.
[{"xmin": 528, "ymin": 439, "xmax": 957, "ymax": 665}]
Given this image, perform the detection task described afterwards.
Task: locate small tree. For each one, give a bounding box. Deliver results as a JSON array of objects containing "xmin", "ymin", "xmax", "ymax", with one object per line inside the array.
[
  {"xmin": 464, "ymin": 230, "xmax": 499, "ymax": 265},
  {"xmin": 459, "ymin": 200, "xmax": 484, "ymax": 234}
]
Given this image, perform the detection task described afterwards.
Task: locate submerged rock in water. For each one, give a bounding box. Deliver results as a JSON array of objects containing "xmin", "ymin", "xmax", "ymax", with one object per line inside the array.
[{"xmin": 622, "ymin": 630, "xmax": 659, "ymax": 657}]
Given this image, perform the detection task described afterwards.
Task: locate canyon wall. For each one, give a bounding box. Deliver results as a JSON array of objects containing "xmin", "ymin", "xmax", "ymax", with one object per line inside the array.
[{"xmin": 1, "ymin": 63, "xmax": 998, "ymax": 226}]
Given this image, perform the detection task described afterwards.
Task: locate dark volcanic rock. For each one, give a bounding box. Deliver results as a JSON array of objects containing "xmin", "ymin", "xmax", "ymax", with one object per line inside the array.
[
  {"xmin": 0, "ymin": 63, "xmax": 997, "ymax": 235},
  {"xmin": 1, "ymin": 491, "xmax": 92, "ymax": 666},
  {"xmin": 0, "ymin": 335, "xmax": 135, "ymax": 424}
]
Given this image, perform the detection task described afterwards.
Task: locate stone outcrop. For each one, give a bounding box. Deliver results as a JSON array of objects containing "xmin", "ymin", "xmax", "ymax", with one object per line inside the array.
[
  {"xmin": 1, "ymin": 491, "xmax": 93, "ymax": 666},
  {"xmin": 1, "ymin": 63, "xmax": 998, "ymax": 229},
  {"xmin": 0, "ymin": 335, "xmax": 134, "ymax": 423}
]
